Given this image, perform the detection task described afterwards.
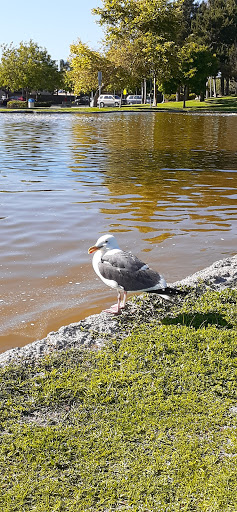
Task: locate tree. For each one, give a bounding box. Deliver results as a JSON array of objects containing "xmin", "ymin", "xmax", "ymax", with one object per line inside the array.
[
  {"xmin": 177, "ymin": 0, "xmax": 199, "ymax": 44},
  {"xmin": 67, "ymin": 40, "xmax": 123, "ymax": 103},
  {"xmin": 178, "ymin": 42, "xmax": 218, "ymax": 105},
  {"xmin": 93, "ymin": 0, "xmax": 180, "ymax": 42},
  {"xmin": 106, "ymin": 38, "xmax": 148, "ymax": 92},
  {"xmin": 106, "ymin": 33, "xmax": 179, "ymax": 101},
  {"xmin": 93, "ymin": 0, "xmax": 182, "ymax": 103},
  {"xmin": 192, "ymin": 0, "xmax": 237, "ymax": 94},
  {"xmin": 140, "ymin": 33, "xmax": 179, "ymax": 104},
  {"xmin": 0, "ymin": 40, "xmax": 62, "ymax": 98}
]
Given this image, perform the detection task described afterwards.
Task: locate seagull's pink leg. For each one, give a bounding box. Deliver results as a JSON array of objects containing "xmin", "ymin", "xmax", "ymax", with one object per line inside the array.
[
  {"xmin": 120, "ymin": 291, "xmax": 127, "ymax": 309},
  {"xmin": 104, "ymin": 290, "xmax": 127, "ymax": 314},
  {"xmin": 104, "ymin": 291, "xmax": 122, "ymax": 315}
]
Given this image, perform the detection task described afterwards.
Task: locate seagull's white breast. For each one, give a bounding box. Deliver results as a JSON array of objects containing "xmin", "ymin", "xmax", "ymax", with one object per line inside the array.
[{"xmin": 92, "ymin": 249, "xmax": 123, "ymax": 290}]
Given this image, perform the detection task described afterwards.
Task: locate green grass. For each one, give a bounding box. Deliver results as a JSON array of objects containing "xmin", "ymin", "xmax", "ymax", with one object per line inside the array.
[
  {"xmin": 1, "ymin": 96, "xmax": 237, "ymax": 114},
  {"xmin": 153, "ymin": 96, "xmax": 237, "ymax": 112},
  {"xmin": 0, "ymin": 288, "xmax": 237, "ymax": 511}
]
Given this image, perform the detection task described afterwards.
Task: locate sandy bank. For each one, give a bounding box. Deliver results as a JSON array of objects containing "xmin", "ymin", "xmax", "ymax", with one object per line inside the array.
[{"xmin": 0, "ymin": 254, "xmax": 236, "ymax": 368}]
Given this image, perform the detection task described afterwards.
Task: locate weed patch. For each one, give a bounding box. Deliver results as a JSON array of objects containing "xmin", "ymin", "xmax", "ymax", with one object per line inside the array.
[{"xmin": 0, "ymin": 289, "xmax": 236, "ymax": 511}]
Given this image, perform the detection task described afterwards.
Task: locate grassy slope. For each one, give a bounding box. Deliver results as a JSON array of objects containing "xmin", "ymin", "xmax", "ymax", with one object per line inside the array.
[
  {"xmin": 0, "ymin": 288, "xmax": 237, "ymax": 511},
  {"xmin": 1, "ymin": 96, "xmax": 237, "ymax": 114}
]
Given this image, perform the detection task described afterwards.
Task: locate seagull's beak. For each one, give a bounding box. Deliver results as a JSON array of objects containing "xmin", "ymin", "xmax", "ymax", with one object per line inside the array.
[{"xmin": 88, "ymin": 245, "xmax": 98, "ymax": 254}]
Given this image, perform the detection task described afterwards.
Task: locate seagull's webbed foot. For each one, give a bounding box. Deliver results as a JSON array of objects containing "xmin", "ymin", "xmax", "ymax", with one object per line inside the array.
[
  {"xmin": 103, "ymin": 291, "xmax": 127, "ymax": 315},
  {"xmin": 104, "ymin": 304, "xmax": 122, "ymax": 315}
]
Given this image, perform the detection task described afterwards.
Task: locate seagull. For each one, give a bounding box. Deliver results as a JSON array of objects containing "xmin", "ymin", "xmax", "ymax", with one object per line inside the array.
[{"xmin": 88, "ymin": 234, "xmax": 185, "ymax": 314}]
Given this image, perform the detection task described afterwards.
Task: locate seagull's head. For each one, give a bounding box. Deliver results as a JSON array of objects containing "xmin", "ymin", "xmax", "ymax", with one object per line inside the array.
[{"xmin": 88, "ymin": 234, "xmax": 120, "ymax": 254}]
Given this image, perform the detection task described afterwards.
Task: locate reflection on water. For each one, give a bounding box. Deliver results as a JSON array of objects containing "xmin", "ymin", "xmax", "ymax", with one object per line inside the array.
[{"xmin": 0, "ymin": 112, "xmax": 237, "ymax": 351}]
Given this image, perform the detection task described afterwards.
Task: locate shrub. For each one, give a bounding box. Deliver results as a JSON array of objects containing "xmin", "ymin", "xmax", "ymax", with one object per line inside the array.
[
  {"xmin": 165, "ymin": 93, "xmax": 178, "ymax": 101},
  {"xmin": 165, "ymin": 93, "xmax": 197, "ymax": 102},
  {"xmin": 7, "ymin": 100, "xmax": 27, "ymax": 109},
  {"xmin": 35, "ymin": 101, "xmax": 52, "ymax": 107}
]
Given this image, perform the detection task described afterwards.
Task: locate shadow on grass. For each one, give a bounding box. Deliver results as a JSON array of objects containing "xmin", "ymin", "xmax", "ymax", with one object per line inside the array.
[
  {"xmin": 162, "ymin": 311, "xmax": 233, "ymax": 329},
  {"xmin": 204, "ymin": 97, "xmax": 237, "ymax": 109}
]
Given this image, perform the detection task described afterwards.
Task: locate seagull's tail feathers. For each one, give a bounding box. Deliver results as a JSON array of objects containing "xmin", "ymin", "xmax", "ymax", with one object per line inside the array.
[{"xmin": 149, "ymin": 286, "xmax": 186, "ymax": 301}]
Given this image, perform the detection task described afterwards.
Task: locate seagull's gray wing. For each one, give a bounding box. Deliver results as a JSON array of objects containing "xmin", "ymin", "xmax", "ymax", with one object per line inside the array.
[{"xmin": 98, "ymin": 250, "xmax": 164, "ymax": 292}]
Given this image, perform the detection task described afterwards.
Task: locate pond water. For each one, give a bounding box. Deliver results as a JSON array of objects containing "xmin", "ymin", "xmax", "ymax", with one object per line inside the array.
[{"xmin": 0, "ymin": 111, "xmax": 237, "ymax": 351}]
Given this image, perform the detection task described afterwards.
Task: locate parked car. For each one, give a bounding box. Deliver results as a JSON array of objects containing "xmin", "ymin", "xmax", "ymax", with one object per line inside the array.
[
  {"xmin": 1, "ymin": 97, "xmax": 12, "ymax": 106},
  {"xmin": 97, "ymin": 94, "xmax": 121, "ymax": 108},
  {"xmin": 146, "ymin": 94, "xmax": 153, "ymax": 104},
  {"xmin": 74, "ymin": 96, "xmax": 89, "ymax": 105},
  {"xmin": 0, "ymin": 96, "xmax": 26, "ymax": 105},
  {"xmin": 126, "ymin": 95, "xmax": 142, "ymax": 105}
]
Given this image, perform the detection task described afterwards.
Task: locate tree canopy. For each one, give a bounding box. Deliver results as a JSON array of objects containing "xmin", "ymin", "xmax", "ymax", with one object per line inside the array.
[
  {"xmin": 89, "ymin": 0, "xmax": 219, "ymax": 103},
  {"xmin": 1, "ymin": 2, "xmax": 232, "ymax": 103},
  {"xmin": 93, "ymin": 0, "xmax": 181, "ymax": 41},
  {"xmin": 0, "ymin": 40, "xmax": 62, "ymax": 98},
  {"xmin": 192, "ymin": 0, "xmax": 237, "ymax": 92},
  {"xmin": 67, "ymin": 40, "xmax": 130, "ymax": 97}
]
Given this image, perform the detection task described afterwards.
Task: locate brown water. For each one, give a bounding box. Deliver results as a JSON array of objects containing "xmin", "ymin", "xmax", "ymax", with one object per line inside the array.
[{"xmin": 0, "ymin": 111, "xmax": 237, "ymax": 352}]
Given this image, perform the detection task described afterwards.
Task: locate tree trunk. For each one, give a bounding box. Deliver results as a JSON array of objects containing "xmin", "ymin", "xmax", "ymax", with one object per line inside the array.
[
  {"xmin": 176, "ymin": 88, "xmax": 181, "ymax": 101},
  {"xmin": 225, "ymin": 78, "xmax": 229, "ymax": 96},
  {"xmin": 143, "ymin": 78, "xmax": 147, "ymax": 104},
  {"xmin": 92, "ymin": 90, "xmax": 99, "ymax": 107},
  {"xmin": 200, "ymin": 90, "xmax": 205, "ymax": 101},
  {"xmin": 183, "ymin": 85, "xmax": 187, "ymax": 108},
  {"xmin": 213, "ymin": 77, "xmax": 217, "ymax": 97},
  {"xmin": 152, "ymin": 76, "xmax": 157, "ymax": 107},
  {"xmin": 221, "ymin": 75, "xmax": 225, "ymax": 96}
]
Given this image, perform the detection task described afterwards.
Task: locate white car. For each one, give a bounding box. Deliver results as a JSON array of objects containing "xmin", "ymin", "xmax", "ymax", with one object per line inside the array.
[
  {"xmin": 97, "ymin": 94, "xmax": 121, "ymax": 108},
  {"xmin": 126, "ymin": 95, "xmax": 142, "ymax": 105}
]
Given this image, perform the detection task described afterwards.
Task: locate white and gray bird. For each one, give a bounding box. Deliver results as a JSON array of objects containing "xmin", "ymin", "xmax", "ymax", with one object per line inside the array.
[{"xmin": 88, "ymin": 234, "xmax": 184, "ymax": 314}]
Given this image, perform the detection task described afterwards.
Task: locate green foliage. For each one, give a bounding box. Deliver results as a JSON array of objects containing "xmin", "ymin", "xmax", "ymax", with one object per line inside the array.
[
  {"xmin": 193, "ymin": 0, "xmax": 237, "ymax": 52},
  {"xmin": 179, "ymin": 42, "xmax": 218, "ymax": 92},
  {"xmin": 107, "ymin": 38, "xmax": 148, "ymax": 91},
  {"xmin": 192, "ymin": 0, "xmax": 237, "ymax": 83},
  {"xmin": 91, "ymin": 0, "xmax": 221, "ymax": 100},
  {"xmin": 92, "ymin": 0, "xmax": 183, "ymax": 98},
  {"xmin": 0, "ymin": 40, "xmax": 62, "ymax": 97},
  {"xmin": 161, "ymin": 41, "xmax": 218, "ymax": 104},
  {"xmin": 0, "ymin": 289, "xmax": 236, "ymax": 511},
  {"xmin": 177, "ymin": 0, "xmax": 199, "ymax": 44},
  {"xmin": 93, "ymin": 0, "xmax": 180, "ymax": 42},
  {"xmin": 67, "ymin": 40, "xmax": 113, "ymax": 95},
  {"xmin": 34, "ymin": 101, "xmax": 52, "ymax": 107},
  {"xmin": 6, "ymin": 100, "xmax": 27, "ymax": 109},
  {"xmin": 68, "ymin": 38, "xmax": 142, "ymax": 95}
]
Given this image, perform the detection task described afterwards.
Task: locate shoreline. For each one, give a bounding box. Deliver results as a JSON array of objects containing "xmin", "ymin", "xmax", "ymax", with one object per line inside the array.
[
  {"xmin": 1, "ymin": 106, "xmax": 237, "ymax": 115},
  {"xmin": 0, "ymin": 253, "xmax": 236, "ymax": 368}
]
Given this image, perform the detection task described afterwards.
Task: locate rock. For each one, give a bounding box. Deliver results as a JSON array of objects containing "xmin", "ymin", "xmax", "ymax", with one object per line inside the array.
[{"xmin": 174, "ymin": 255, "xmax": 237, "ymax": 290}]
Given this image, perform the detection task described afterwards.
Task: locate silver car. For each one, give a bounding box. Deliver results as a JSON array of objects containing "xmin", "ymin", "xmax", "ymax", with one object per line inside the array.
[
  {"xmin": 126, "ymin": 95, "xmax": 142, "ymax": 105},
  {"xmin": 97, "ymin": 94, "xmax": 121, "ymax": 108}
]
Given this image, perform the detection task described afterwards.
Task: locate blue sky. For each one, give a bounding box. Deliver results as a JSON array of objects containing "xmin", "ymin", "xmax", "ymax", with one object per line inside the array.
[{"xmin": 1, "ymin": 0, "xmax": 104, "ymax": 64}]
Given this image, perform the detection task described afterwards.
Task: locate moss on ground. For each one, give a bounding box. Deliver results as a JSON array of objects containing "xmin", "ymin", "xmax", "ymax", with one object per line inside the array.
[{"xmin": 0, "ymin": 288, "xmax": 237, "ymax": 511}]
